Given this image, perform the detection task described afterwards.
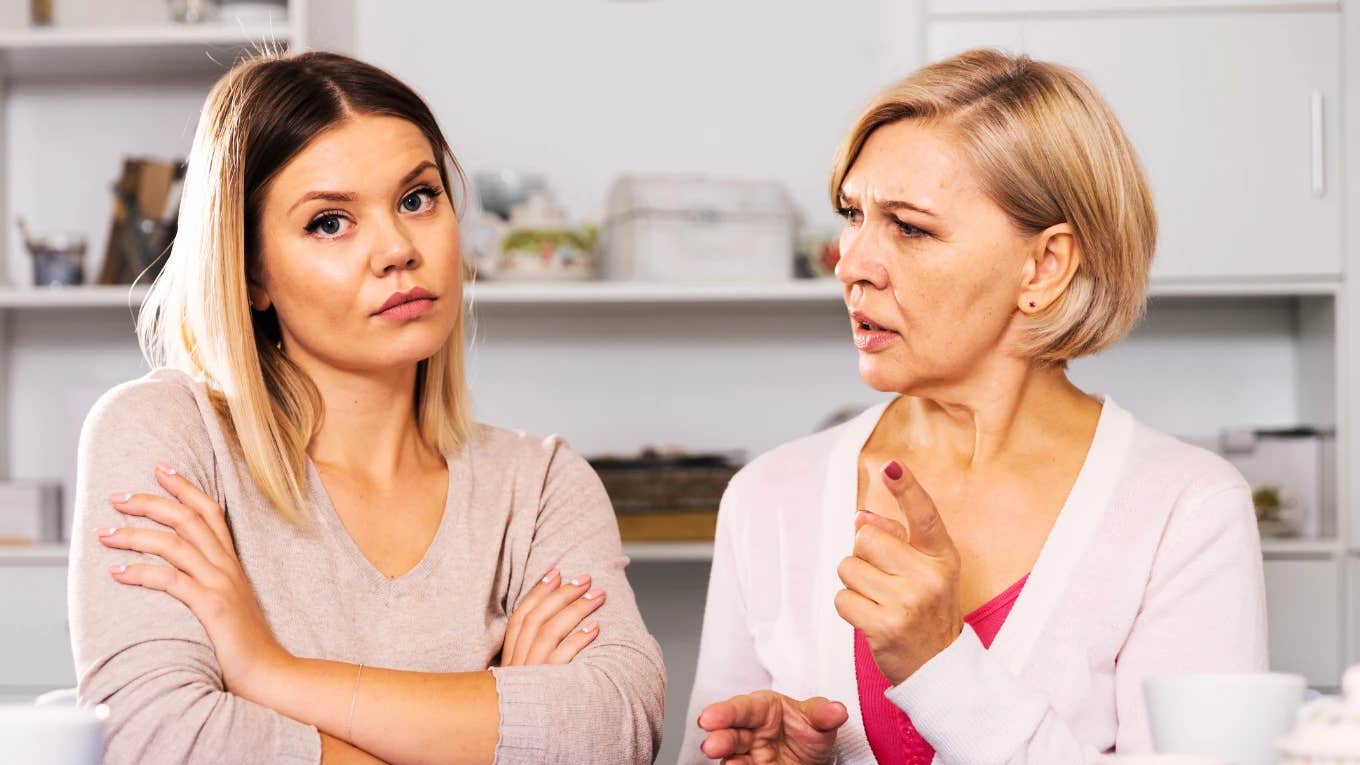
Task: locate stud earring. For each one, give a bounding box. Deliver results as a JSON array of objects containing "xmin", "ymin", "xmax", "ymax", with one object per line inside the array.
[{"xmin": 1029, "ymin": 301, "xmax": 1037, "ymax": 309}]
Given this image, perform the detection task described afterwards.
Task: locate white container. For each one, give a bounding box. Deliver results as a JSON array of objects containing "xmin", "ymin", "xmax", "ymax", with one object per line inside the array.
[
  {"xmin": 599, "ymin": 175, "xmax": 796, "ymax": 282},
  {"xmin": 1144, "ymin": 672, "xmax": 1306, "ymax": 765},
  {"xmin": 0, "ymin": 704, "xmax": 106, "ymax": 765},
  {"xmin": 0, "ymin": 481, "xmax": 62, "ymax": 544}
]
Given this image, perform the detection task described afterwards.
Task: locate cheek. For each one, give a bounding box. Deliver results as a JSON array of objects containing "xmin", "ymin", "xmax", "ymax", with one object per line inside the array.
[{"xmin": 262, "ymin": 239, "xmax": 362, "ymax": 326}]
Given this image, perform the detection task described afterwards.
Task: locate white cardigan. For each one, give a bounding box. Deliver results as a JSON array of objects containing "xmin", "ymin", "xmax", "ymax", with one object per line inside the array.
[{"xmin": 678, "ymin": 398, "xmax": 1269, "ymax": 764}]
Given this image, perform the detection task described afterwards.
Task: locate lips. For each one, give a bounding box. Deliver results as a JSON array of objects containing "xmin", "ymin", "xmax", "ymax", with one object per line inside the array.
[
  {"xmin": 375, "ymin": 287, "xmax": 437, "ymax": 316},
  {"xmin": 849, "ymin": 309, "xmax": 900, "ymax": 352}
]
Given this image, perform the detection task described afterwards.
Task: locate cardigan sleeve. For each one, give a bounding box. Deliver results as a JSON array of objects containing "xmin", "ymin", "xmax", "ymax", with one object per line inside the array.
[
  {"xmin": 677, "ymin": 472, "xmax": 776, "ymax": 764},
  {"xmin": 884, "ymin": 479, "xmax": 1268, "ymax": 763}
]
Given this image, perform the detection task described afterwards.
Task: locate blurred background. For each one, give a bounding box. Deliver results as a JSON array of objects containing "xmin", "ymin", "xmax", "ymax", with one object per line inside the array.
[{"xmin": 0, "ymin": 1, "xmax": 1352, "ymax": 762}]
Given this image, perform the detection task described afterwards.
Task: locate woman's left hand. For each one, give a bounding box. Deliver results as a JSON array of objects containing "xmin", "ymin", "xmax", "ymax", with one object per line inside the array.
[
  {"xmin": 835, "ymin": 459, "xmax": 964, "ymax": 685},
  {"xmin": 97, "ymin": 462, "xmax": 290, "ymax": 701}
]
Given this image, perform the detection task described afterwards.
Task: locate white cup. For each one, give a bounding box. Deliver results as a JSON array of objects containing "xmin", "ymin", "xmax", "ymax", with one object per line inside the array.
[
  {"xmin": 1144, "ymin": 672, "xmax": 1306, "ymax": 765},
  {"xmin": 1097, "ymin": 756, "xmax": 1227, "ymax": 765},
  {"xmin": 0, "ymin": 704, "xmax": 107, "ymax": 764}
]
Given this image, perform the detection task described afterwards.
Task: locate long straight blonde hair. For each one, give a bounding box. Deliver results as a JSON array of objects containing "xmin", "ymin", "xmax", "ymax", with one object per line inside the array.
[{"xmin": 138, "ymin": 51, "xmax": 472, "ymax": 524}]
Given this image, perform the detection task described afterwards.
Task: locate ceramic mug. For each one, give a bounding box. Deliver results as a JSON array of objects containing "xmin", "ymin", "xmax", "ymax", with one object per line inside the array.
[
  {"xmin": 0, "ymin": 704, "xmax": 107, "ymax": 764},
  {"xmin": 1144, "ymin": 672, "xmax": 1306, "ymax": 765}
]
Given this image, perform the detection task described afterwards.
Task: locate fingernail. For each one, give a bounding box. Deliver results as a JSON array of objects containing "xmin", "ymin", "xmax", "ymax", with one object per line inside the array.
[
  {"xmin": 883, "ymin": 461, "xmax": 903, "ymax": 481},
  {"xmin": 580, "ymin": 622, "xmax": 598, "ymax": 634},
  {"xmin": 583, "ymin": 588, "xmax": 605, "ymax": 601},
  {"xmin": 108, "ymin": 564, "xmax": 126, "ymax": 574},
  {"xmin": 540, "ymin": 568, "xmax": 560, "ymax": 584},
  {"xmin": 95, "ymin": 527, "xmax": 118, "ymax": 538},
  {"xmin": 568, "ymin": 573, "xmax": 590, "ymax": 587},
  {"xmin": 108, "ymin": 492, "xmax": 132, "ymax": 504},
  {"xmin": 155, "ymin": 463, "xmax": 177, "ymax": 476}
]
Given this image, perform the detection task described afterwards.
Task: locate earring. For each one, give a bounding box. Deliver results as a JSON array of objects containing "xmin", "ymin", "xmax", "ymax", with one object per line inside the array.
[{"xmin": 1029, "ymin": 301, "xmax": 1037, "ymax": 309}]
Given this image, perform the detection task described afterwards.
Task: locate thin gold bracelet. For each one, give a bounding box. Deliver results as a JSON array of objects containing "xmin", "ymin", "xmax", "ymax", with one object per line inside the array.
[{"xmin": 346, "ymin": 663, "xmax": 364, "ymax": 742}]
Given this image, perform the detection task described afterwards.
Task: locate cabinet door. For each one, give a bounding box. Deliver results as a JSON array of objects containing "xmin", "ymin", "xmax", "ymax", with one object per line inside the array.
[
  {"xmin": 0, "ymin": 560, "xmax": 74, "ymax": 692},
  {"xmin": 928, "ymin": 11, "xmax": 1342, "ymax": 279},
  {"xmin": 928, "ymin": 1, "xmax": 1334, "ymax": 15},
  {"xmin": 1263, "ymin": 557, "xmax": 1341, "ymax": 688}
]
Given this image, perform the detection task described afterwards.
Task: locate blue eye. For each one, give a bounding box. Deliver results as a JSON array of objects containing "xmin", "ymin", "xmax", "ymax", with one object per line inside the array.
[
  {"xmin": 305, "ymin": 213, "xmax": 349, "ymax": 237},
  {"xmin": 836, "ymin": 206, "xmax": 863, "ymax": 225},
  {"xmin": 401, "ymin": 185, "xmax": 442, "ymax": 214}
]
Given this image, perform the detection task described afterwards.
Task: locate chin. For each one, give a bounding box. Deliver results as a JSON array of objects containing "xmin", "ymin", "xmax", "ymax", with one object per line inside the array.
[{"xmin": 858, "ymin": 356, "xmax": 914, "ymax": 394}]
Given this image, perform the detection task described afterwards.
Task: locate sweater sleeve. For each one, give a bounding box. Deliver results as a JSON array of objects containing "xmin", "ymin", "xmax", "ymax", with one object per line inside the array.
[
  {"xmin": 676, "ymin": 472, "xmax": 774, "ymax": 764},
  {"xmin": 884, "ymin": 479, "xmax": 1268, "ymax": 764},
  {"xmin": 68, "ymin": 377, "xmax": 321, "ymax": 765},
  {"xmin": 488, "ymin": 438, "xmax": 666, "ymax": 765}
]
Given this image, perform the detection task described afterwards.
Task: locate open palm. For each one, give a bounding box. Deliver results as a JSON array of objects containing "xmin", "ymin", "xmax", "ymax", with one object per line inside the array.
[{"xmin": 697, "ymin": 690, "xmax": 848, "ymax": 764}]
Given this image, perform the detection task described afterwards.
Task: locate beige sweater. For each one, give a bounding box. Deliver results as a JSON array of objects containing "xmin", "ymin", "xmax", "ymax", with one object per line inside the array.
[{"xmin": 68, "ymin": 368, "xmax": 665, "ymax": 764}]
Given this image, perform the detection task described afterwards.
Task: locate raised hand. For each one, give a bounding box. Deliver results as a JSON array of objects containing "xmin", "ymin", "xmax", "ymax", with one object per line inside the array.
[{"xmin": 835, "ymin": 459, "xmax": 964, "ymax": 685}]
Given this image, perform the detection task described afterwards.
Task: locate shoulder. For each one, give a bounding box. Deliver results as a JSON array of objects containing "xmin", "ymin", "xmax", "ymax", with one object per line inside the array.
[
  {"xmin": 1112, "ymin": 406, "xmax": 1256, "ymax": 546},
  {"xmin": 80, "ymin": 368, "xmax": 213, "ymax": 453},
  {"xmin": 464, "ymin": 423, "xmax": 600, "ymax": 495},
  {"xmin": 1121, "ymin": 415, "xmax": 1251, "ymax": 506},
  {"xmin": 720, "ymin": 404, "xmax": 881, "ymax": 529}
]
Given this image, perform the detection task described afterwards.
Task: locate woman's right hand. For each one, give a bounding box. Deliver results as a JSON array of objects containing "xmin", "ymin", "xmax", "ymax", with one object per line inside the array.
[
  {"xmin": 696, "ymin": 690, "xmax": 848, "ymax": 764},
  {"xmin": 501, "ymin": 568, "xmax": 605, "ymax": 665}
]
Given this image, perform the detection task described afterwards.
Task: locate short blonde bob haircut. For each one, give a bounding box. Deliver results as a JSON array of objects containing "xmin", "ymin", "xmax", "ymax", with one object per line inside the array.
[
  {"xmin": 830, "ymin": 48, "xmax": 1157, "ymax": 364},
  {"xmin": 138, "ymin": 51, "xmax": 471, "ymax": 524}
]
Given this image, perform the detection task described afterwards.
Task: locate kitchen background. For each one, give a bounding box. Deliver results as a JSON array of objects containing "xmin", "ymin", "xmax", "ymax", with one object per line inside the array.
[{"xmin": 0, "ymin": 1, "xmax": 1352, "ymax": 763}]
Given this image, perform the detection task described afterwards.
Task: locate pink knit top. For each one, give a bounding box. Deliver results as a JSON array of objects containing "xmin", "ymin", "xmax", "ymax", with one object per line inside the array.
[{"xmin": 854, "ymin": 575, "xmax": 1029, "ymax": 765}]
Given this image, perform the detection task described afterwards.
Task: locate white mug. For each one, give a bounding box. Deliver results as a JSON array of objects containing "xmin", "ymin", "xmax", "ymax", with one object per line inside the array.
[
  {"xmin": 0, "ymin": 704, "xmax": 107, "ymax": 765},
  {"xmin": 1144, "ymin": 672, "xmax": 1306, "ymax": 765}
]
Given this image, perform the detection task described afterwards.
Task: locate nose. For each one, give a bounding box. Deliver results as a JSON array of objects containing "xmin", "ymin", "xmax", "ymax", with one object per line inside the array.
[
  {"xmin": 369, "ymin": 212, "xmax": 422, "ymax": 277},
  {"xmin": 834, "ymin": 222, "xmax": 889, "ymax": 291}
]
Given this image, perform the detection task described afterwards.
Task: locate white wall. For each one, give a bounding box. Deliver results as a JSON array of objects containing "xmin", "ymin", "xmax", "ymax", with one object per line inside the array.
[{"xmin": 354, "ymin": 0, "xmax": 909, "ymax": 231}]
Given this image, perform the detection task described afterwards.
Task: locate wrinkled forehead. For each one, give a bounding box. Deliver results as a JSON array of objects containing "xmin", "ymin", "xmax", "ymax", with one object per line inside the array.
[{"xmin": 839, "ymin": 119, "xmax": 980, "ymax": 212}]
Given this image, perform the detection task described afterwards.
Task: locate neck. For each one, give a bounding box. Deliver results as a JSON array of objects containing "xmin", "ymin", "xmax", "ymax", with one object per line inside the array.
[
  {"xmin": 293, "ymin": 356, "xmax": 437, "ymax": 484},
  {"xmin": 881, "ymin": 356, "xmax": 1100, "ymax": 469}
]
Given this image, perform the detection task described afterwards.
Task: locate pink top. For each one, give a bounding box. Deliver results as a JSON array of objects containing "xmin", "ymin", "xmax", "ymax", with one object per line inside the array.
[{"xmin": 855, "ymin": 575, "xmax": 1029, "ymax": 765}]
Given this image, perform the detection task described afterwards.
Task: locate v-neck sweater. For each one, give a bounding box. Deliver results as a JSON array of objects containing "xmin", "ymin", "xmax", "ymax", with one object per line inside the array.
[
  {"xmin": 69, "ymin": 368, "xmax": 665, "ymax": 764},
  {"xmin": 680, "ymin": 397, "xmax": 1267, "ymax": 763}
]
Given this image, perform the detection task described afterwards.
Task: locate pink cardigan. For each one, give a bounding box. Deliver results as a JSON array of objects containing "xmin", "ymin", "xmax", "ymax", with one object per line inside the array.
[{"xmin": 679, "ymin": 398, "xmax": 1268, "ymax": 763}]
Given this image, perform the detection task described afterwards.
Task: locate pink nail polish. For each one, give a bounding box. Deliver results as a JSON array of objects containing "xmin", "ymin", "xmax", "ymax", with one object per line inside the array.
[
  {"xmin": 568, "ymin": 573, "xmax": 590, "ymax": 587},
  {"xmin": 108, "ymin": 492, "xmax": 132, "ymax": 504},
  {"xmin": 884, "ymin": 461, "xmax": 903, "ymax": 481},
  {"xmin": 109, "ymin": 564, "xmax": 126, "ymax": 574},
  {"xmin": 541, "ymin": 568, "xmax": 560, "ymax": 584},
  {"xmin": 96, "ymin": 528, "xmax": 118, "ymax": 538},
  {"xmin": 581, "ymin": 622, "xmax": 598, "ymax": 633},
  {"xmin": 583, "ymin": 588, "xmax": 605, "ymax": 601},
  {"xmin": 156, "ymin": 463, "xmax": 177, "ymax": 476}
]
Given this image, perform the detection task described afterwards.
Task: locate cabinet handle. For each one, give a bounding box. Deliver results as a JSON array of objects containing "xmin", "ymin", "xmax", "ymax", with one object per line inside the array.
[{"xmin": 1311, "ymin": 89, "xmax": 1325, "ymax": 197}]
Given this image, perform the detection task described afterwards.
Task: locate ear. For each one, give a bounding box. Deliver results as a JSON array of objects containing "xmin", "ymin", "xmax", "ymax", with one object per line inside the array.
[
  {"xmin": 1018, "ymin": 223, "xmax": 1082, "ymax": 315},
  {"xmin": 246, "ymin": 273, "xmax": 272, "ymax": 313}
]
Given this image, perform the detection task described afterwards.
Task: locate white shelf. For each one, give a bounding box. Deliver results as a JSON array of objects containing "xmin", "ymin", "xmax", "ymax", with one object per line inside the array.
[
  {"xmin": 0, "ymin": 544, "xmax": 67, "ymax": 564},
  {"xmin": 1262, "ymin": 539, "xmax": 1345, "ymax": 557},
  {"xmin": 622, "ymin": 541, "xmax": 714, "ymax": 562},
  {"xmin": 0, "ymin": 275, "xmax": 1342, "ymax": 310},
  {"xmin": 0, "ymin": 23, "xmax": 292, "ymax": 78}
]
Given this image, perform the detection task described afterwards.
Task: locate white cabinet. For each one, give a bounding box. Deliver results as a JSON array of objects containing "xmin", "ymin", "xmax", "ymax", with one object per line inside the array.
[
  {"xmin": 928, "ymin": 0, "xmax": 1335, "ymax": 15},
  {"xmin": 0, "ymin": 553, "xmax": 72, "ymax": 696},
  {"xmin": 928, "ymin": 10, "xmax": 1342, "ymax": 280},
  {"xmin": 1265, "ymin": 557, "xmax": 1342, "ymax": 687}
]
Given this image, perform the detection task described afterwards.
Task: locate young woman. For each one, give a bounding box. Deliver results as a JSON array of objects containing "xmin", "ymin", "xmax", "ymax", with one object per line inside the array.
[
  {"xmin": 70, "ymin": 51, "xmax": 664, "ymax": 765},
  {"xmin": 682, "ymin": 49, "xmax": 1267, "ymax": 763}
]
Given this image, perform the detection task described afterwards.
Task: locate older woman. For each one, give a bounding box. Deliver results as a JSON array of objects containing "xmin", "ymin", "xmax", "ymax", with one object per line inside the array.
[{"xmin": 681, "ymin": 49, "xmax": 1267, "ymax": 763}]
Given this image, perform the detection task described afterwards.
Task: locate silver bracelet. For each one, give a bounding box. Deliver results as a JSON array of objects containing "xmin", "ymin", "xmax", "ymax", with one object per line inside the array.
[{"xmin": 346, "ymin": 663, "xmax": 364, "ymax": 742}]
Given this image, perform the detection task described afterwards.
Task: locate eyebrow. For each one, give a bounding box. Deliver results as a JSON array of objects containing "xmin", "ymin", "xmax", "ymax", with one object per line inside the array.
[
  {"xmin": 838, "ymin": 190, "xmax": 937, "ymax": 218},
  {"xmin": 288, "ymin": 160, "xmax": 440, "ymax": 214}
]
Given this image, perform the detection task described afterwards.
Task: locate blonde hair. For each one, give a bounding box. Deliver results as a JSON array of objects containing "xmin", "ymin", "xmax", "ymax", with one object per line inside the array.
[
  {"xmin": 138, "ymin": 51, "xmax": 471, "ymax": 524},
  {"xmin": 830, "ymin": 49, "xmax": 1157, "ymax": 363}
]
